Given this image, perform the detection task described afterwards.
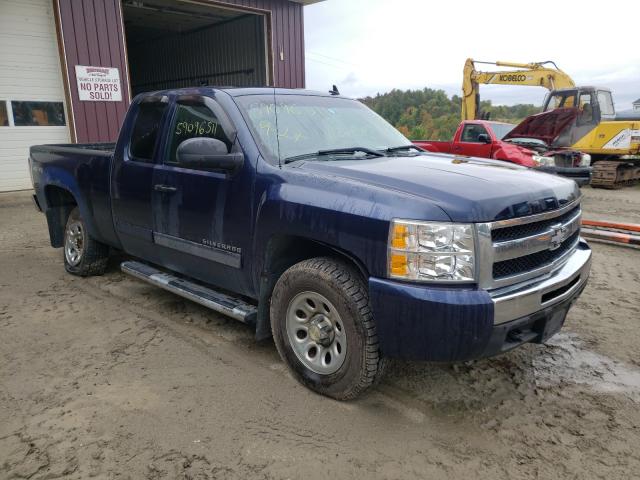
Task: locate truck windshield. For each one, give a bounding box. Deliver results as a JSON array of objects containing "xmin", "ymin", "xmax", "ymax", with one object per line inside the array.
[
  {"xmin": 235, "ymin": 94, "xmax": 411, "ymax": 163},
  {"xmin": 489, "ymin": 122, "xmax": 514, "ymax": 140}
]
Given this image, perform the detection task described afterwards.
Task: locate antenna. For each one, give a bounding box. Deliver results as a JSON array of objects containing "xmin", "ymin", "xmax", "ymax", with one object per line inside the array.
[{"xmin": 329, "ymin": 85, "xmax": 340, "ymax": 96}]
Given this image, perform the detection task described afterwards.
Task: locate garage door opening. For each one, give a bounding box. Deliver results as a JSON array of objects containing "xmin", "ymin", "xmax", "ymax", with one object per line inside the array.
[{"xmin": 122, "ymin": 0, "xmax": 271, "ymax": 96}]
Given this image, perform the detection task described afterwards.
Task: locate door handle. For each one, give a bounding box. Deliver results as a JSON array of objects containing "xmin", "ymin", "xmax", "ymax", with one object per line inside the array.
[{"xmin": 154, "ymin": 184, "xmax": 177, "ymax": 193}]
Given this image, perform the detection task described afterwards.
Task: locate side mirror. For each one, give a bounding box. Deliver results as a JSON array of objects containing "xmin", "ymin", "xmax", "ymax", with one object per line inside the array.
[
  {"xmin": 477, "ymin": 133, "xmax": 491, "ymax": 144},
  {"xmin": 176, "ymin": 137, "xmax": 244, "ymax": 173}
]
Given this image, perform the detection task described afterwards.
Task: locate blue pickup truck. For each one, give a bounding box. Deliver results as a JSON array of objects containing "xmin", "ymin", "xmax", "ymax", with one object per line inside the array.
[{"xmin": 30, "ymin": 87, "xmax": 592, "ymax": 399}]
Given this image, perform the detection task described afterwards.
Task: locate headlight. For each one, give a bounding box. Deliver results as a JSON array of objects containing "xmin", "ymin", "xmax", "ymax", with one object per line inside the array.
[
  {"xmin": 388, "ymin": 220, "xmax": 475, "ymax": 282},
  {"xmin": 532, "ymin": 155, "xmax": 555, "ymax": 167},
  {"xmin": 580, "ymin": 153, "xmax": 591, "ymax": 166}
]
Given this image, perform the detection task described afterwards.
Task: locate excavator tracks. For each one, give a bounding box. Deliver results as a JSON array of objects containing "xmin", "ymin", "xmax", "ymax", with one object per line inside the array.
[{"xmin": 591, "ymin": 160, "xmax": 640, "ymax": 189}]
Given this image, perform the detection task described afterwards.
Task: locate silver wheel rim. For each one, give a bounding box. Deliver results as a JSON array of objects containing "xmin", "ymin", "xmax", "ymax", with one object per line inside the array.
[
  {"xmin": 286, "ymin": 291, "xmax": 346, "ymax": 375},
  {"xmin": 64, "ymin": 220, "xmax": 84, "ymax": 266}
]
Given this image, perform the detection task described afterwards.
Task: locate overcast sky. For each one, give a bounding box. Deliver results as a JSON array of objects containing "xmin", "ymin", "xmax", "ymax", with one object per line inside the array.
[{"xmin": 303, "ymin": 0, "xmax": 640, "ymax": 111}]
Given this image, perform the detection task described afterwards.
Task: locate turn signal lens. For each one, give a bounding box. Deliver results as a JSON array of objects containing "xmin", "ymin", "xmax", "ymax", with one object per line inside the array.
[
  {"xmin": 389, "ymin": 253, "xmax": 408, "ymax": 276},
  {"xmin": 391, "ymin": 224, "xmax": 409, "ymax": 249}
]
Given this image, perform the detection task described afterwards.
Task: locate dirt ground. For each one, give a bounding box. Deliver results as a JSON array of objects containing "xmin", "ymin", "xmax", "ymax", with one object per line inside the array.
[{"xmin": 1, "ymin": 186, "xmax": 639, "ymax": 480}]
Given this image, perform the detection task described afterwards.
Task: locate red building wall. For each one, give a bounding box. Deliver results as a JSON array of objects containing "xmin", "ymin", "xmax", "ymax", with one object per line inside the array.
[{"xmin": 54, "ymin": 0, "xmax": 306, "ymax": 143}]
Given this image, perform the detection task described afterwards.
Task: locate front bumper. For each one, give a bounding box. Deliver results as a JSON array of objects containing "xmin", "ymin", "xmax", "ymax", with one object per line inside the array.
[
  {"xmin": 369, "ymin": 240, "xmax": 591, "ymax": 361},
  {"xmin": 537, "ymin": 166, "xmax": 593, "ymax": 187}
]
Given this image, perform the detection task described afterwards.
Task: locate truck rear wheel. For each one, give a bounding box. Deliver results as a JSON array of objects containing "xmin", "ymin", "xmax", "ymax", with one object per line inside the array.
[
  {"xmin": 63, "ymin": 207, "xmax": 109, "ymax": 276},
  {"xmin": 270, "ymin": 257, "xmax": 386, "ymax": 400}
]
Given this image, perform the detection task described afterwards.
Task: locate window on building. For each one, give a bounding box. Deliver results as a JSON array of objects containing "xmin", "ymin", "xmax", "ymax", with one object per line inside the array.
[
  {"xmin": 166, "ymin": 103, "xmax": 231, "ymax": 165},
  {"xmin": 461, "ymin": 124, "xmax": 488, "ymax": 143},
  {"xmin": 0, "ymin": 102, "xmax": 8, "ymax": 126},
  {"xmin": 129, "ymin": 102, "xmax": 168, "ymax": 162},
  {"xmin": 11, "ymin": 101, "xmax": 66, "ymax": 126}
]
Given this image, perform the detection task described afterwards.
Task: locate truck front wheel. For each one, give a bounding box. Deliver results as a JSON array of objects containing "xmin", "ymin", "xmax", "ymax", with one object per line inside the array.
[
  {"xmin": 63, "ymin": 207, "xmax": 109, "ymax": 276},
  {"xmin": 270, "ymin": 257, "xmax": 386, "ymax": 400}
]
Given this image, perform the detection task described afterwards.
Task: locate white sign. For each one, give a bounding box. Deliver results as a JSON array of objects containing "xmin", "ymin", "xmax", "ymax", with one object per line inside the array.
[
  {"xmin": 75, "ymin": 65, "xmax": 122, "ymax": 101},
  {"xmin": 603, "ymin": 129, "xmax": 634, "ymax": 150}
]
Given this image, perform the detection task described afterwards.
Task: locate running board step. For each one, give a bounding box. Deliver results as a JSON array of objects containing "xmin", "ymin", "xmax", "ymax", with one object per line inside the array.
[{"xmin": 121, "ymin": 261, "xmax": 257, "ymax": 324}]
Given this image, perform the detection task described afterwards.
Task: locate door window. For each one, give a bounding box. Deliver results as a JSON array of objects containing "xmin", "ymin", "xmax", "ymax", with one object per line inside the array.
[
  {"xmin": 166, "ymin": 102, "xmax": 231, "ymax": 165},
  {"xmin": 129, "ymin": 102, "xmax": 168, "ymax": 162},
  {"xmin": 461, "ymin": 124, "xmax": 488, "ymax": 143},
  {"xmin": 578, "ymin": 92, "xmax": 595, "ymax": 124}
]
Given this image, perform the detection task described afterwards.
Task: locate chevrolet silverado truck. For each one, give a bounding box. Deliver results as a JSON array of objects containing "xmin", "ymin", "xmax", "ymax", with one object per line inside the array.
[
  {"xmin": 414, "ymin": 119, "xmax": 593, "ymax": 186},
  {"xmin": 30, "ymin": 88, "xmax": 592, "ymax": 400}
]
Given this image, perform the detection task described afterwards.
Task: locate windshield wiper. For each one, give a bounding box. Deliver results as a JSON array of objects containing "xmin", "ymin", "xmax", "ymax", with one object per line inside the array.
[
  {"xmin": 283, "ymin": 147, "xmax": 385, "ymax": 164},
  {"xmin": 318, "ymin": 147, "xmax": 386, "ymax": 157},
  {"xmin": 385, "ymin": 145, "xmax": 424, "ymax": 153}
]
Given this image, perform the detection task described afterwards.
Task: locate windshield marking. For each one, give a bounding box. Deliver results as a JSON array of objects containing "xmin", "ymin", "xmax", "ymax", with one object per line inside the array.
[{"xmin": 236, "ymin": 95, "xmax": 412, "ymax": 164}]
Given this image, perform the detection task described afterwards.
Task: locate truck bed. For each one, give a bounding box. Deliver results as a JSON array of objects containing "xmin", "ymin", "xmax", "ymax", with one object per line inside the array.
[
  {"xmin": 413, "ymin": 140, "xmax": 453, "ymax": 153},
  {"xmin": 30, "ymin": 142, "xmax": 116, "ymax": 156},
  {"xmin": 29, "ymin": 142, "xmax": 118, "ymax": 249}
]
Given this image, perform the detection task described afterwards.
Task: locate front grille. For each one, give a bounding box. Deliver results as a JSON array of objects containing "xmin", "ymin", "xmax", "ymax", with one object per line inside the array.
[
  {"xmin": 492, "ymin": 205, "xmax": 581, "ymax": 242},
  {"xmin": 493, "ymin": 231, "xmax": 579, "ymax": 279}
]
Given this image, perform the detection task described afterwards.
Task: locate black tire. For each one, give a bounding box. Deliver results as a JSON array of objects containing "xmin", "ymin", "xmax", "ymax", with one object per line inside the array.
[
  {"xmin": 63, "ymin": 207, "xmax": 109, "ymax": 276},
  {"xmin": 270, "ymin": 257, "xmax": 386, "ymax": 400}
]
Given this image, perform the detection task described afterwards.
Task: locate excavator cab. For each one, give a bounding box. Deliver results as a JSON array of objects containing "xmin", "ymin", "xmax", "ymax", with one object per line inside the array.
[
  {"xmin": 543, "ymin": 87, "xmax": 616, "ymax": 120},
  {"xmin": 541, "ymin": 87, "xmax": 618, "ymax": 147},
  {"xmin": 462, "ymin": 59, "xmax": 640, "ymax": 188}
]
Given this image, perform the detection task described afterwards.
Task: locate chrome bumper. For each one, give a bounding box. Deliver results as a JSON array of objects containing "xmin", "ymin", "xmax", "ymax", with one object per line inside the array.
[{"xmin": 491, "ymin": 239, "xmax": 591, "ymax": 325}]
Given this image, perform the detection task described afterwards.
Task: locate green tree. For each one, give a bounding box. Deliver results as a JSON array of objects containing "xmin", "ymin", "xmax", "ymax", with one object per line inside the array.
[{"xmin": 362, "ymin": 88, "xmax": 539, "ymax": 140}]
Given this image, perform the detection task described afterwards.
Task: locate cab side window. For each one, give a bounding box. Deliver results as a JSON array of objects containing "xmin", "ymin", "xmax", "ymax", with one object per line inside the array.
[
  {"xmin": 461, "ymin": 124, "xmax": 488, "ymax": 143},
  {"xmin": 167, "ymin": 103, "xmax": 231, "ymax": 165},
  {"xmin": 129, "ymin": 102, "xmax": 167, "ymax": 162},
  {"xmin": 597, "ymin": 91, "xmax": 615, "ymax": 116}
]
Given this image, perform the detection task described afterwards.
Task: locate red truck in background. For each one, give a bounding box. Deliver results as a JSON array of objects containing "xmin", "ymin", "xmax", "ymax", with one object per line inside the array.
[{"xmin": 414, "ymin": 120, "xmax": 593, "ymax": 186}]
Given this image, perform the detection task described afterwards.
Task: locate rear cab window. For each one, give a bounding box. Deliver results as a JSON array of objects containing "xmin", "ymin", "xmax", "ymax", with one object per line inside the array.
[{"xmin": 129, "ymin": 101, "xmax": 168, "ymax": 162}]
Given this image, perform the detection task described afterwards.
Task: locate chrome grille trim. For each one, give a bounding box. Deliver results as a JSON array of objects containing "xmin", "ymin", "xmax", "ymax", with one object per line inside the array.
[
  {"xmin": 489, "ymin": 199, "xmax": 581, "ymax": 228},
  {"xmin": 492, "ymin": 210, "xmax": 582, "ymax": 262},
  {"xmin": 476, "ymin": 201, "xmax": 582, "ymax": 290}
]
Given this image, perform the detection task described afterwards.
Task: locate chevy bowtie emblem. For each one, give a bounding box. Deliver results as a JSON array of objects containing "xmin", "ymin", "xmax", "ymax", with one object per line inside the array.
[{"xmin": 549, "ymin": 224, "xmax": 566, "ymax": 251}]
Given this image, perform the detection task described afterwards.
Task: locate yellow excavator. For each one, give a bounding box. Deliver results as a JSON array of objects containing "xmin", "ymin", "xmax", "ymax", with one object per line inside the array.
[{"xmin": 462, "ymin": 59, "xmax": 640, "ymax": 188}]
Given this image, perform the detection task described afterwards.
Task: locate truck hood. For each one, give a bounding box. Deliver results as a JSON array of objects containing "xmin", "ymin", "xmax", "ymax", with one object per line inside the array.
[
  {"xmin": 296, "ymin": 154, "xmax": 579, "ymax": 223},
  {"xmin": 503, "ymin": 107, "xmax": 579, "ymax": 145}
]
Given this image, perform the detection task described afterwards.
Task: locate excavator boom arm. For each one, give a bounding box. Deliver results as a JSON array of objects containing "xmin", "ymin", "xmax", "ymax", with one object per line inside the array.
[{"xmin": 462, "ymin": 58, "xmax": 576, "ymax": 120}]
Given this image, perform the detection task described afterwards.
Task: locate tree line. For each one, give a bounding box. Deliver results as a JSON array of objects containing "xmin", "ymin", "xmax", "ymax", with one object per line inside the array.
[{"xmin": 361, "ymin": 88, "xmax": 540, "ymax": 140}]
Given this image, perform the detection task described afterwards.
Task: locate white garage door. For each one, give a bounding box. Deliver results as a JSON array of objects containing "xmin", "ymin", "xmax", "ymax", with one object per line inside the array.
[{"xmin": 0, "ymin": 0, "xmax": 71, "ymax": 192}]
